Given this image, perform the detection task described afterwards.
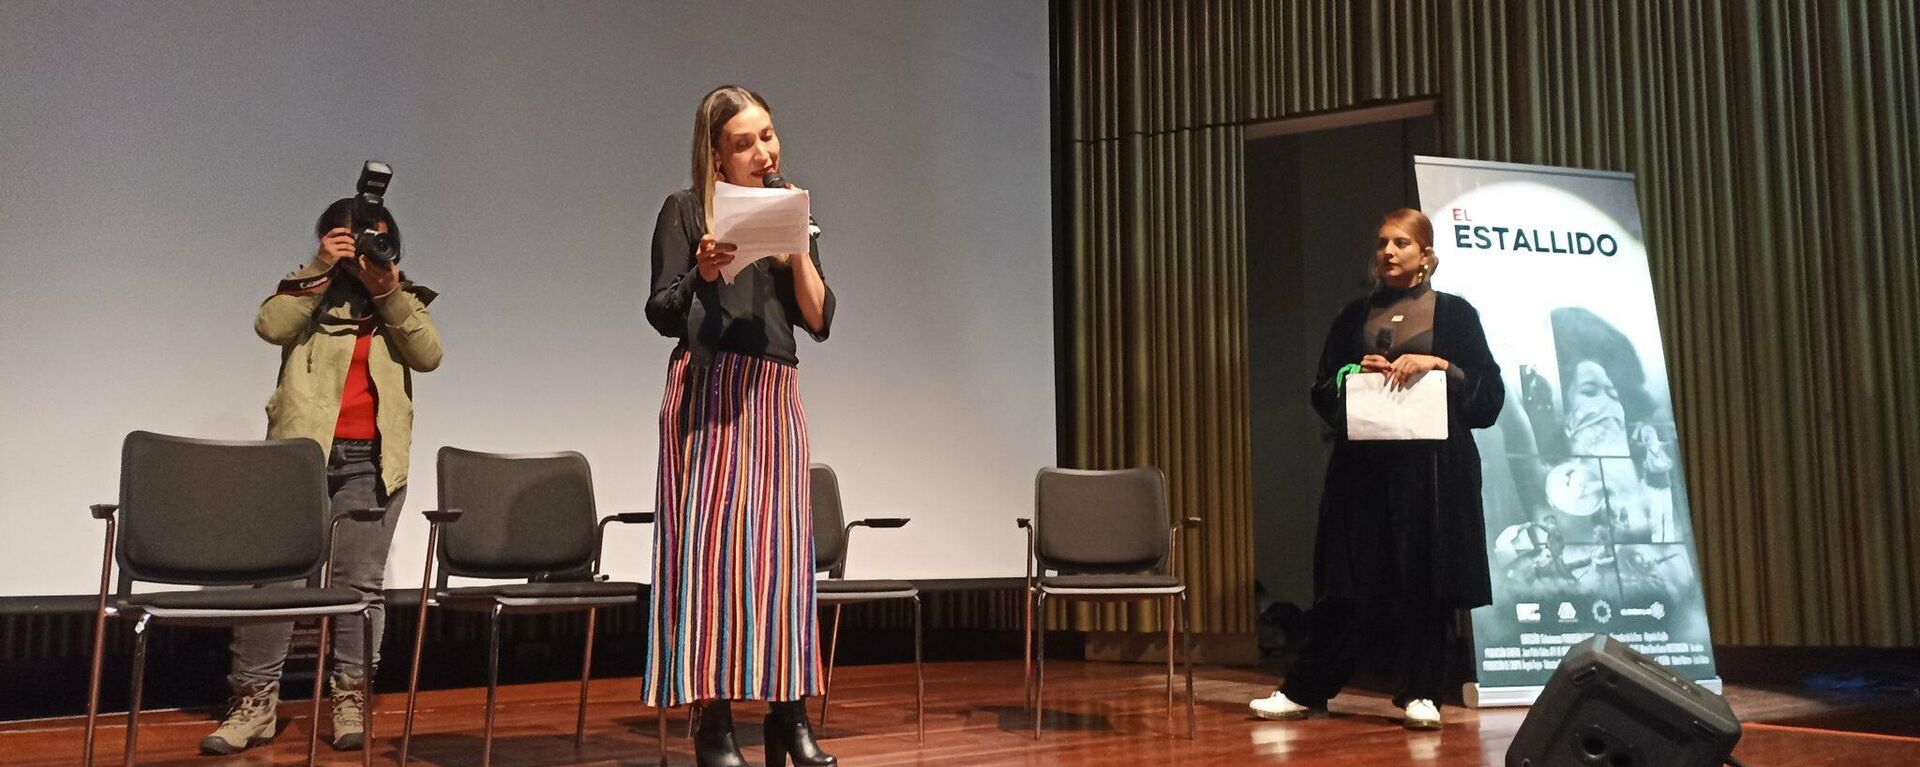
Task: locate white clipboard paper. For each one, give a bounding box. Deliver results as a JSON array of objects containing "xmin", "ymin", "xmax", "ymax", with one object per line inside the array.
[{"xmin": 1344, "ymin": 371, "xmax": 1448, "ymax": 440}]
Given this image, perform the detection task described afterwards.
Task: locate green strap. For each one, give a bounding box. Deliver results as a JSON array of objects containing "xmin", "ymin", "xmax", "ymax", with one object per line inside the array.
[{"xmin": 1335, "ymin": 363, "xmax": 1363, "ymax": 389}]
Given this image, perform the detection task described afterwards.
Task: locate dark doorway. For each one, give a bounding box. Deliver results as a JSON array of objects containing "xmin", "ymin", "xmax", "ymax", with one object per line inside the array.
[{"xmin": 1244, "ymin": 104, "xmax": 1439, "ymax": 669}]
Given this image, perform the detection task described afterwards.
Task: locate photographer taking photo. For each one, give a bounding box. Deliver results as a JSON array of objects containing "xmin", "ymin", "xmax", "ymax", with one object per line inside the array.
[{"xmin": 202, "ymin": 180, "xmax": 442, "ymax": 755}]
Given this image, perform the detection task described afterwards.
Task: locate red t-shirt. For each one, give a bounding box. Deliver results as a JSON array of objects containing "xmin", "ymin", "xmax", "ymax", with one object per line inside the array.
[{"xmin": 334, "ymin": 333, "xmax": 378, "ymax": 440}]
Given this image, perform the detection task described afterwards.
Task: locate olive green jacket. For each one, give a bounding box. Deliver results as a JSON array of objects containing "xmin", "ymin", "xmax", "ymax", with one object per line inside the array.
[{"xmin": 256, "ymin": 257, "xmax": 443, "ymax": 494}]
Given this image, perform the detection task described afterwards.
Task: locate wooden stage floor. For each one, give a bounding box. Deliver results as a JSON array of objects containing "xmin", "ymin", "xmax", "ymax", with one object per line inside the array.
[{"xmin": 5, "ymin": 661, "xmax": 1917, "ymax": 766}]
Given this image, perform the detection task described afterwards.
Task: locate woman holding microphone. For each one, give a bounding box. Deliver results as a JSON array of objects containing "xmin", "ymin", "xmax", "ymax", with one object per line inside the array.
[
  {"xmin": 1249, "ymin": 208, "xmax": 1503, "ymax": 729},
  {"xmin": 643, "ymin": 85, "xmax": 836, "ymax": 767}
]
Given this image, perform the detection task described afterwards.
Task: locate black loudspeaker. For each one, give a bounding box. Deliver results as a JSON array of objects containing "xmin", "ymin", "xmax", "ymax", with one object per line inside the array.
[{"xmin": 1506, "ymin": 635, "xmax": 1741, "ymax": 767}]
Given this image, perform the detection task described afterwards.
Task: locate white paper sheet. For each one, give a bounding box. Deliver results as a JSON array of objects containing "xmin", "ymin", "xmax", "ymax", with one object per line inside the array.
[
  {"xmin": 710, "ymin": 181, "xmax": 811, "ymax": 283},
  {"xmin": 1344, "ymin": 371, "xmax": 1448, "ymax": 440}
]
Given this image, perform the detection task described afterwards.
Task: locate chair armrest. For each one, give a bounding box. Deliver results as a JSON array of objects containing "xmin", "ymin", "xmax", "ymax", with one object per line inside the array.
[
  {"xmin": 323, "ymin": 506, "xmax": 389, "ymax": 588},
  {"xmin": 411, "ymin": 509, "xmax": 464, "ymax": 606},
  {"xmin": 835, "ymin": 518, "xmax": 911, "ymax": 580},
  {"xmin": 594, "ymin": 512, "xmax": 654, "ymax": 571},
  {"xmin": 91, "ymin": 503, "xmax": 120, "ymax": 618},
  {"xmin": 1167, "ymin": 517, "xmax": 1202, "ymax": 573},
  {"xmin": 422, "ymin": 508, "xmax": 464, "ymax": 524},
  {"xmin": 1018, "ymin": 517, "xmax": 1037, "ymax": 586},
  {"xmin": 404, "ymin": 510, "xmax": 464, "ymax": 592}
]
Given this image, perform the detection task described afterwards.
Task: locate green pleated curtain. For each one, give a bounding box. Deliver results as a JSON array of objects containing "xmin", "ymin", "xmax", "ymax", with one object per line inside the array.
[{"xmin": 1057, "ymin": 0, "xmax": 1919, "ymax": 647}]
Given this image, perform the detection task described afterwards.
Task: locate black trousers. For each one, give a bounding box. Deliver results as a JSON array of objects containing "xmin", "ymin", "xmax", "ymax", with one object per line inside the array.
[{"xmin": 1280, "ymin": 594, "xmax": 1452, "ymax": 709}]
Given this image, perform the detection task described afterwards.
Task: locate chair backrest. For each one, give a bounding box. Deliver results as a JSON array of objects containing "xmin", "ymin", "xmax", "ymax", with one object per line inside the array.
[
  {"xmin": 436, "ymin": 447, "xmax": 598, "ymax": 582},
  {"xmin": 810, "ymin": 464, "xmax": 847, "ymax": 573},
  {"xmin": 1033, "ymin": 467, "xmax": 1169, "ymax": 575},
  {"xmin": 116, "ymin": 431, "xmax": 331, "ymax": 591}
]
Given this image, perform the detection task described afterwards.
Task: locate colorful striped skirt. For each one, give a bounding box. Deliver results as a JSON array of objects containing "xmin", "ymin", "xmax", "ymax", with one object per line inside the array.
[{"xmin": 642, "ymin": 348, "xmax": 823, "ymax": 706}]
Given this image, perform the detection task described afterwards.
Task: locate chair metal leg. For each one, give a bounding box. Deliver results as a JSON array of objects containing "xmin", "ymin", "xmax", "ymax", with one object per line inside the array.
[
  {"xmin": 821, "ymin": 604, "xmax": 843, "ymax": 729},
  {"xmin": 83, "ymin": 520, "xmax": 115, "ymax": 767},
  {"xmin": 362, "ymin": 609, "xmax": 376, "ymax": 767},
  {"xmin": 482, "ymin": 604, "xmax": 503, "ymax": 767},
  {"xmin": 399, "ymin": 533, "xmax": 440, "ymax": 766},
  {"xmin": 576, "ymin": 607, "xmax": 597, "ymax": 749},
  {"xmin": 1181, "ymin": 591, "xmax": 1195, "ymax": 740},
  {"xmin": 1033, "ymin": 592, "xmax": 1046, "ymax": 740},
  {"xmin": 1165, "ymin": 595, "xmax": 1176, "ymax": 731},
  {"xmin": 83, "ymin": 609, "xmax": 111, "ymax": 767},
  {"xmin": 399, "ymin": 605, "xmax": 429, "ymax": 766},
  {"xmin": 913, "ymin": 594, "xmax": 925, "ymax": 743},
  {"xmin": 121, "ymin": 614, "xmax": 151, "ymax": 767},
  {"xmin": 308, "ymin": 616, "xmax": 333, "ymax": 767},
  {"xmin": 1022, "ymin": 585, "xmax": 1034, "ymax": 714},
  {"xmin": 656, "ymin": 706, "xmax": 668, "ymax": 767}
]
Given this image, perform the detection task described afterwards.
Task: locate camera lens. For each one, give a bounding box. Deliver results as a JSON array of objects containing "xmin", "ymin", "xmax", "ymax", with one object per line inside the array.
[{"xmin": 355, "ymin": 229, "xmax": 399, "ymax": 265}]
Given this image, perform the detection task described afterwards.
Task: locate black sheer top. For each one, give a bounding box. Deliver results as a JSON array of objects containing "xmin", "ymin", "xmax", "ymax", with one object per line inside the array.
[
  {"xmin": 1364, "ymin": 282, "xmax": 1436, "ymax": 356},
  {"xmin": 1363, "ymin": 282, "xmax": 1463, "ymax": 383},
  {"xmin": 644, "ymin": 189, "xmax": 835, "ymax": 366}
]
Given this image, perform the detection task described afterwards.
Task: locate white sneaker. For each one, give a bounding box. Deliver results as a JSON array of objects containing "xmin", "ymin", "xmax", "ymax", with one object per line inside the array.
[
  {"xmin": 1402, "ymin": 698, "xmax": 1442, "ymax": 730},
  {"xmin": 1248, "ymin": 691, "xmax": 1310, "ymax": 721}
]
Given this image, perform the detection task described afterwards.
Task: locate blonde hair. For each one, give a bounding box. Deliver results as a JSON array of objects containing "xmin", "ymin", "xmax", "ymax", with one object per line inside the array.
[
  {"xmin": 690, "ymin": 85, "xmax": 772, "ymax": 228},
  {"xmin": 1373, "ymin": 207, "xmax": 1439, "ymax": 285},
  {"xmin": 1382, "ymin": 207, "xmax": 1434, "ymax": 251}
]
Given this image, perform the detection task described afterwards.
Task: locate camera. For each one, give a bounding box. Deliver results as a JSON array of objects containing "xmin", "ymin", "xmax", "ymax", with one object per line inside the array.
[{"xmin": 351, "ymin": 161, "xmax": 400, "ymax": 265}]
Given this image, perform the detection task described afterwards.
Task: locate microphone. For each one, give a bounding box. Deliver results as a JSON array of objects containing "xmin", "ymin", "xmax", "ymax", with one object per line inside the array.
[
  {"xmin": 1375, "ymin": 327, "xmax": 1394, "ymax": 355},
  {"xmin": 761, "ymin": 171, "xmax": 821, "ymax": 238}
]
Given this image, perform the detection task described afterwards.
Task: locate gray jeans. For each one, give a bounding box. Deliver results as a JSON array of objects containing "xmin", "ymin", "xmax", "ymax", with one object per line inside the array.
[{"xmin": 230, "ymin": 439, "xmax": 404, "ymax": 687}]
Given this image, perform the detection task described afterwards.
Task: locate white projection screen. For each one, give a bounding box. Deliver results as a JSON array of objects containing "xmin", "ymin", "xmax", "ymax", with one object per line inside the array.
[{"xmin": 0, "ymin": 1, "xmax": 1053, "ymax": 597}]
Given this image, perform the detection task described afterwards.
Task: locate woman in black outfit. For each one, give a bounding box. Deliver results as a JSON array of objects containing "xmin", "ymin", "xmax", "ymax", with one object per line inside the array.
[{"xmin": 1249, "ymin": 208, "xmax": 1504, "ymax": 729}]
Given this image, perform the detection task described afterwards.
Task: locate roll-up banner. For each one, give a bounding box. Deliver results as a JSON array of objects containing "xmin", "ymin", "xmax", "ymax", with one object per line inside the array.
[{"xmin": 1414, "ymin": 156, "xmax": 1720, "ymax": 707}]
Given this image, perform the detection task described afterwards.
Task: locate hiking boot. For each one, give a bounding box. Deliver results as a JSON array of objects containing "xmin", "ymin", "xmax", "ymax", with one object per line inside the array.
[
  {"xmin": 329, "ymin": 671, "xmax": 369, "ymax": 750},
  {"xmin": 199, "ymin": 680, "xmax": 278, "ymax": 755}
]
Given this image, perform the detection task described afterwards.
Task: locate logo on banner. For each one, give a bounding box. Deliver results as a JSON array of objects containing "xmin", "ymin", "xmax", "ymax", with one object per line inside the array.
[
  {"xmin": 1621, "ymin": 602, "xmax": 1667, "ymax": 620},
  {"xmin": 1557, "ymin": 602, "xmax": 1578, "ymax": 623},
  {"xmin": 1517, "ymin": 603, "xmax": 1542, "ymax": 623},
  {"xmin": 1592, "ymin": 600, "xmax": 1613, "ymax": 624}
]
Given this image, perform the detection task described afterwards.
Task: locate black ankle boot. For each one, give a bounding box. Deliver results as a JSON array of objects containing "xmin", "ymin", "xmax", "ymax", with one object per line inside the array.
[
  {"xmin": 764, "ymin": 699, "xmax": 836, "ymax": 767},
  {"xmin": 694, "ymin": 701, "xmax": 748, "ymax": 767}
]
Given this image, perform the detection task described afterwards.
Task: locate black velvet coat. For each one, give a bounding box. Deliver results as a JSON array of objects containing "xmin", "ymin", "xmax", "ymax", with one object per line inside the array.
[{"xmin": 1309, "ymin": 290, "xmax": 1504, "ymax": 609}]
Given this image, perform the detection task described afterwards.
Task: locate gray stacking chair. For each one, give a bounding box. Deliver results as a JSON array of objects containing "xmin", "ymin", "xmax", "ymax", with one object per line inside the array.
[
  {"xmin": 81, "ymin": 431, "xmax": 379, "ymax": 767},
  {"xmin": 397, "ymin": 448, "xmax": 653, "ymax": 767},
  {"xmin": 1019, "ymin": 467, "xmax": 1200, "ymax": 740},
  {"xmin": 810, "ymin": 463, "xmax": 923, "ymax": 741}
]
